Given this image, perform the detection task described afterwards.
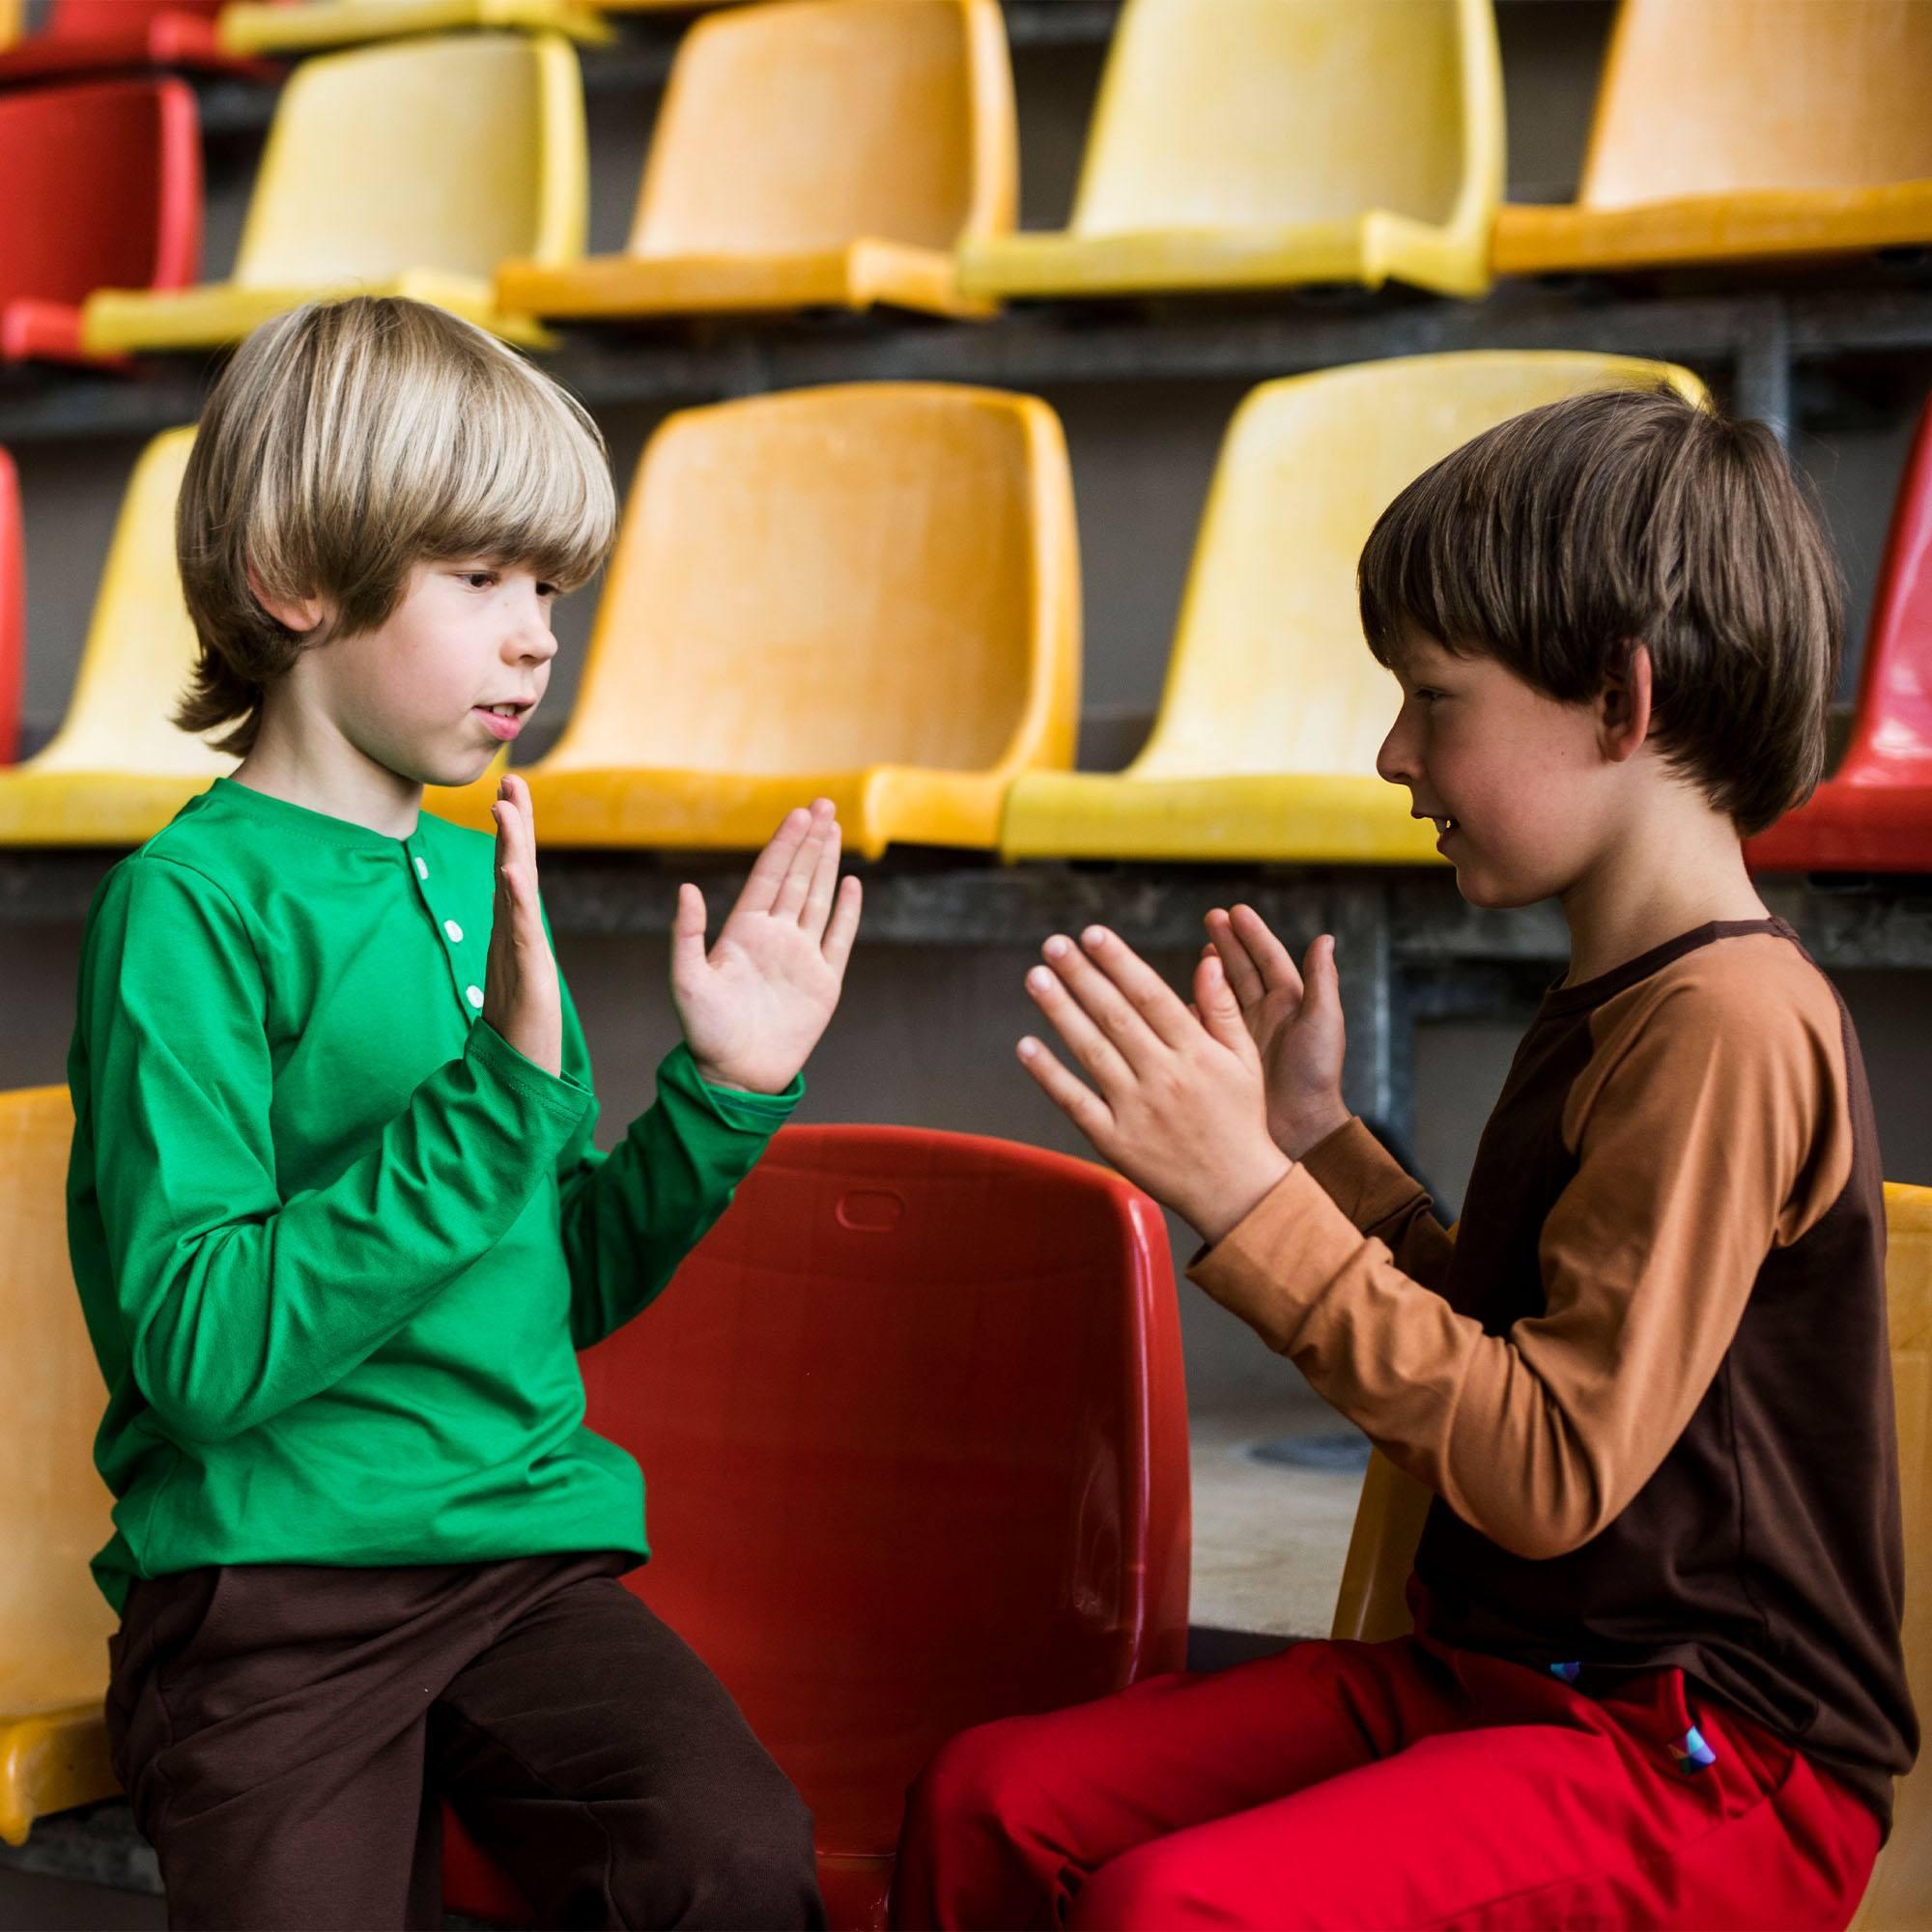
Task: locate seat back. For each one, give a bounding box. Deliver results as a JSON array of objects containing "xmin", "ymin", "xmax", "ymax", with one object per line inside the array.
[
  {"xmin": 26, "ymin": 428, "xmax": 232, "ymax": 781},
  {"xmin": 0, "ymin": 450, "xmax": 19, "ymax": 766},
  {"xmin": 575, "ymin": 1124, "xmax": 1190, "ymax": 1858},
  {"xmin": 233, "ymin": 32, "xmax": 584, "ymax": 288},
  {"xmin": 544, "ymin": 383, "xmax": 1077, "ymax": 779},
  {"xmin": 1065, "ymin": 0, "xmax": 1492, "ymax": 238},
  {"xmin": 42, "ymin": 0, "xmax": 222, "ymax": 35},
  {"xmin": 0, "ymin": 79, "xmax": 201, "ymax": 319},
  {"xmin": 0, "ymin": 1086, "xmax": 119, "ymax": 1723},
  {"xmin": 1833, "ymin": 395, "xmax": 1932, "ymax": 791},
  {"xmin": 1328, "ymin": 1187, "xmax": 1932, "ymax": 1930},
  {"xmin": 1127, "ymin": 353, "xmax": 1704, "ymax": 786},
  {"xmin": 632, "ymin": 0, "xmax": 1012, "ymax": 258},
  {"xmin": 1577, "ymin": 0, "xmax": 1932, "ymax": 210},
  {"xmin": 1853, "ymin": 1182, "xmax": 1932, "ymax": 1929}
]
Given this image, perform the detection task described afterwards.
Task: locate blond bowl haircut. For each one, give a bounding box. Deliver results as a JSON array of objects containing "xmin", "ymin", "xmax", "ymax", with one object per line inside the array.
[{"xmin": 174, "ymin": 296, "xmax": 617, "ymax": 757}]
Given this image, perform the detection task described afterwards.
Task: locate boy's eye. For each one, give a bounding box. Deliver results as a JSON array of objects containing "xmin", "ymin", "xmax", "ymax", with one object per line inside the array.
[
  {"xmin": 536, "ymin": 582, "xmax": 558, "ymax": 601},
  {"xmin": 460, "ymin": 570, "xmax": 497, "ymax": 590}
]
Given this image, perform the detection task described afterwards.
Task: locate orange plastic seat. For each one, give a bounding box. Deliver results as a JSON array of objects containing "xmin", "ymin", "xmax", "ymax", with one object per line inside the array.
[
  {"xmin": 1492, "ymin": 0, "xmax": 1932, "ymax": 275},
  {"xmin": 216, "ymin": 0, "xmax": 611, "ymax": 56},
  {"xmin": 432, "ymin": 383, "xmax": 1080, "ymax": 857},
  {"xmin": 0, "ymin": 449, "xmax": 19, "ymax": 767},
  {"xmin": 440, "ymin": 1122, "xmax": 1191, "ymax": 1930},
  {"xmin": 81, "ymin": 33, "xmax": 583, "ymax": 355},
  {"xmin": 497, "ymin": 0, "xmax": 1014, "ymax": 324},
  {"xmin": 0, "ymin": 79, "xmax": 202, "ymax": 368},
  {"xmin": 0, "ymin": 1085, "xmax": 123, "ymax": 1850},
  {"xmin": 1331, "ymin": 1187, "xmax": 1932, "ymax": 1930},
  {"xmin": 0, "ymin": 0, "xmax": 278, "ymax": 82},
  {"xmin": 1747, "ymin": 396, "xmax": 1932, "ymax": 875}
]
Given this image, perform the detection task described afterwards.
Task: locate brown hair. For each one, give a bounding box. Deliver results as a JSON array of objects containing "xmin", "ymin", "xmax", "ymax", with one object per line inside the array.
[
  {"xmin": 1356, "ymin": 384, "xmax": 1843, "ymax": 838},
  {"xmin": 174, "ymin": 296, "xmax": 615, "ymax": 756}
]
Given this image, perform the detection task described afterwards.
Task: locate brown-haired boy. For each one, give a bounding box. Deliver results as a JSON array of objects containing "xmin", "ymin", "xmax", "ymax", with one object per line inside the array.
[{"xmin": 895, "ymin": 386, "xmax": 1917, "ymax": 1929}]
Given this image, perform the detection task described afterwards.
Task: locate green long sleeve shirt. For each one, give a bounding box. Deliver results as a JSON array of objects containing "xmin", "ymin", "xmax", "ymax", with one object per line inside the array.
[{"xmin": 66, "ymin": 775, "xmax": 799, "ymax": 1613}]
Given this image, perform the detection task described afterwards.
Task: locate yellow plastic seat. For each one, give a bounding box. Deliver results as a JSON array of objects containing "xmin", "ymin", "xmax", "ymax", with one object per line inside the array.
[
  {"xmin": 432, "ymin": 383, "xmax": 1079, "ymax": 857},
  {"xmin": 81, "ymin": 33, "xmax": 583, "ymax": 354},
  {"xmin": 0, "ymin": 1084, "xmax": 122, "ymax": 1848},
  {"xmin": 1493, "ymin": 0, "xmax": 1932, "ymax": 276},
  {"xmin": 955, "ymin": 0, "xmax": 1501, "ymax": 303},
  {"xmin": 999, "ymin": 351, "xmax": 1703, "ymax": 866},
  {"xmin": 0, "ymin": 0, "xmax": 20, "ymax": 48},
  {"xmin": 218, "ymin": 0, "xmax": 611, "ymax": 57},
  {"xmin": 0, "ymin": 429, "xmax": 497, "ymax": 846},
  {"xmin": 497, "ymin": 0, "xmax": 1013, "ymax": 325},
  {"xmin": 1331, "ymin": 1187, "xmax": 1932, "ymax": 1929}
]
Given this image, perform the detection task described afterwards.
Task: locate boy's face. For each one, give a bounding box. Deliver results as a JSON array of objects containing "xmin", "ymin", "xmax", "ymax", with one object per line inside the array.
[
  {"xmin": 306, "ymin": 558, "xmax": 558, "ymax": 789},
  {"xmin": 1376, "ymin": 628, "xmax": 1631, "ymax": 909}
]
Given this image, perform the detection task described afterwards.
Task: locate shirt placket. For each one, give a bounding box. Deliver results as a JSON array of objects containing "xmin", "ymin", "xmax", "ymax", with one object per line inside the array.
[{"xmin": 404, "ymin": 836, "xmax": 484, "ymax": 1024}]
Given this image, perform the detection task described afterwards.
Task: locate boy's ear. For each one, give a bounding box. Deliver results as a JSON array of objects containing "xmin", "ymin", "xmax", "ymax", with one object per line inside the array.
[
  {"xmin": 245, "ymin": 559, "xmax": 327, "ymax": 639},
  {"xmin": 1597, "ymin": 641, "xmax": 1655, "ymax": 764}
]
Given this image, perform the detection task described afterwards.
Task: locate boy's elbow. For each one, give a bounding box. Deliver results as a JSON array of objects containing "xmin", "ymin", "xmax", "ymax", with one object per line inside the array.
[{"xmin": 134, "ymin": 1351, "xmax": 258, "ymax": 1448}]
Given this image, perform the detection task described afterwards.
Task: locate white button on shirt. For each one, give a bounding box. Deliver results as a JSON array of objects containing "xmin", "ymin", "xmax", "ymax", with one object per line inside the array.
[
  {"xmin": 414, "ymin": 855, "xmax": 428, "ymax": 880},
  {"xmin": 444, "ymin": 920, "xmax": 464, "ymax": 944},
  {"xmin": 467, "ymin": 984, "xmax": 484, "ymax": 1009}
]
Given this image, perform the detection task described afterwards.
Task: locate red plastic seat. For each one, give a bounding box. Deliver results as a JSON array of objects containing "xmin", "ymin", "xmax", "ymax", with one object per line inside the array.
[
  {"xmin": 440, "ymin": 1124, "xmax": 1191, "ymax": 1930},
  {"xmin": 0, "ymin": 79, "xmax": 201, "ymax": 366},
  {"xmin": 0, "ymin": 0, "xmax": 277, "ymax": 83},
  {"xmin": 1747, "ymin": 396, "xmax": 1932, "ymax": 875},
  {"xmin": 0, "ymin": 450, "xmax": 19, "ymax": 767}
]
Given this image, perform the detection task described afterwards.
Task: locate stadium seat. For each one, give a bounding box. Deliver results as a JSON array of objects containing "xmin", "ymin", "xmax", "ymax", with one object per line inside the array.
[
  {"xmin": 497, "ymin": 0, "xmax": 1014, "ymax": 324},
  {"xmin": 1330, "ymin": 1184, "xmax": 1932, "ymax": 1931},
  {"xmin": 0, "ymin": 0, "xmax": 278, "ymax": 83},
  {"xmin": 1492, "ymin": 0, "xmax": 1932, "ymax": 275},
  {"xmin": 0, "ymin": 0, "xmax": 19, "ymax": 48},
  {"xmin": 1747, "ymin": 395, "xmax": 1932, "ymax": 875},
  {"xmin": 433, "ymin": 383, "xmax": 1080, "ymax": 857},
  {"xmin": 0, "ymin": 80, "xmax": 202, "ymax": 367},
  {"xmin": 0, "ymin": 450, "xmax": 19, "ymax": 768},
  {"xmin": 217, "ymin": 0, "xmax": 611, "ymax": 58},
  {"xmin": 0, "ymin": 1085, "xmax": 123, "ymax": 1850},
  {"xmin": 440, "ymin": 1123, "xmax": 1191, "ymax": 1930},
  {"xmin": 999, "ymin": 351, "xmax": 1703, "ymax": 865},
  {"xmin": 80, "ymin": 33, "xmax": 583, "ymax": 355},
  {"xmin": 955, "ymin": 0, "xmax": 1502, "ymax": 302}
]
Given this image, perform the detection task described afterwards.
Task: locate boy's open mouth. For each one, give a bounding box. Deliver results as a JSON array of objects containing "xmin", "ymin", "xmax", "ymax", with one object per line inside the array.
[
  {"xmin": 473, "ymin": 698, "xmax": 534, "ymax": 742},
  {"xmin": 1413, "ymin": 810, "xmax": 1460, "ymax": 840}
]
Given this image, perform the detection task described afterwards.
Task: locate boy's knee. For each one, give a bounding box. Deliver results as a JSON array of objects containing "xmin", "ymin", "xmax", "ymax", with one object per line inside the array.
[
  {"xmin": 611, "ymin": 1777, "xmax": 821, "ymax": 1929},
  {"xmin": 904, "ymin": 1715, "xmax": 1049, "ymax": 1850},
  {"xmin": 1067, "ymin": 1838, "xmax": 1208, "ymax": 1931}
]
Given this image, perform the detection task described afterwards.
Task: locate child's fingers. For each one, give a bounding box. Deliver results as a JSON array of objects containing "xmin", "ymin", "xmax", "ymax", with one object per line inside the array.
[
  {"xmin": 1027, "ymin": 958, "xmax": 1134, "ymax": 1093},
  {"xmin": 1016, "ymin": 1035, "xmax": 1114, "ymax": 1144},
  {"xmin": 821, "ymin": 873, "xmax": 863, "ymax": 975},
  {"xmin": 1230, "ymin": 903, "xmax": 1302, "ymax": 996},
  {"xmin": 737, "ymin": 805, "xmax": 814, "ymax": 915},
  {"xmin": 1073, "ymin": 926, "xmax": 1196, "ymax": 1050},
  {"xmin": 774, "ymin": 800, "xmax": 832, "ymax": 920},
  {"xmin": 670, "ymin": 882, "xmax": 708, "ymax": 981},
  {"xmin": 800, "ymin": 813, "xmax": 841, "ymax": 937},
  {"xmin": 1205, "ymin": 907, "xmax": 1265, "ymax": 1009},
  {"xmin": 1192, "ymin": 952, "xmax": 1251, "ymax": 1057}
]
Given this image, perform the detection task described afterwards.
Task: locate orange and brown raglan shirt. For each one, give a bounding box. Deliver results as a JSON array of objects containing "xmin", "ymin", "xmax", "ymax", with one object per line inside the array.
[{"xmin": 1190, "ymin": 917, "xmax": 1917, "ymax": 1829}]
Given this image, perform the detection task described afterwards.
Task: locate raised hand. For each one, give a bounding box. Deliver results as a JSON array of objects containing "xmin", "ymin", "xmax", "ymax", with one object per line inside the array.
[
  {"xmin": 483, "ymin": 773, "xmax": 563, "ymax": 1077},
  {"xmin": 1017, "ymin": 924, "xmax": 1290, "ymax": 1248},
  {"xmin": 1203, "ymin": 905, "xmax": 1350, "ymax": 1159},
  {"xmin": 671, "ymin": 798, "xmax": 862, "ymax": 1095}
]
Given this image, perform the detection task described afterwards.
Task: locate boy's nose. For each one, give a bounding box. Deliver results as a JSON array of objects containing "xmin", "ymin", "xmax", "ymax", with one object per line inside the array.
[{"xmin": 1376, "ymin": 720, "xmax": 1414, "ymax": 788}]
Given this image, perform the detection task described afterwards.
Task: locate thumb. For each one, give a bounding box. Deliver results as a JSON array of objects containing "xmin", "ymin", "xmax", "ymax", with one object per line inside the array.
[
  {"xmin": 670, "ymin": 883, "xmax": 708, "ymax": 985},
  {"xmin": 1193, "ymin": 953, "xmax": 1251, "ymax": 1057},
  {"xmin": 1305, "ymin": 933, "xmax": 1343, "ymax": 1012}
]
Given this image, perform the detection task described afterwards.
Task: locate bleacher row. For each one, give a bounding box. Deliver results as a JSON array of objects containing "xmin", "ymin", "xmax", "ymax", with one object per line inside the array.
[{"xmin": 0, "ymin": 348, "xmax": 1928, "ymax": 869}]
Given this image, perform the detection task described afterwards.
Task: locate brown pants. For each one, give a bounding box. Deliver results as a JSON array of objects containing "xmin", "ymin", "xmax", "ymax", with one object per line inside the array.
[{"xmin": 104, "ymin": 1548, "xmax": 824, "ymax": 1932}]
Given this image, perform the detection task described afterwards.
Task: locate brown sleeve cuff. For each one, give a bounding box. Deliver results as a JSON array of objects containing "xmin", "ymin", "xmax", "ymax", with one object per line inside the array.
[
  {"xmin": 1186, "ymin": 1161, "xmax": 1373, "ymax": 1353},
  {"xmin": 1297, "ymin": 1114, "xmax": 1431, "ymax": 1229}
]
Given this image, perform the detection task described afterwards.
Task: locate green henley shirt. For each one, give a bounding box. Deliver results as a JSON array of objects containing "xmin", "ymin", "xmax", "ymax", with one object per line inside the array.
[{"xmin": 66, "ymin": 775, "xmax": 800, "ymax": 1613}]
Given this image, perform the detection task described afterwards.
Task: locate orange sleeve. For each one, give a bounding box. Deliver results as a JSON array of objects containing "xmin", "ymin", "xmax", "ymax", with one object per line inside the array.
[
  {"xmin": 1188, "ymin": 947, "xmax": 1850, "ymax": 1559},
  {"xmin": 1298, "ymin": 1115, "xmax": 1457, "ymax": 1295}
]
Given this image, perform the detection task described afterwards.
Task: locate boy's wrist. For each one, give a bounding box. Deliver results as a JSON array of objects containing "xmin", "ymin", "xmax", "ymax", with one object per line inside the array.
[{"xmin": 1272, "ymin": 1097, "xmax": 1354, "ymax": 1162}]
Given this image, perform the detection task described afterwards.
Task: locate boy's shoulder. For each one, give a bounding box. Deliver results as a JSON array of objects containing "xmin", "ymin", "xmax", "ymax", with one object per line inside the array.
[{"xmin": 1592, "ymin": 923, "xmax": 1844, "ymax": 1057}]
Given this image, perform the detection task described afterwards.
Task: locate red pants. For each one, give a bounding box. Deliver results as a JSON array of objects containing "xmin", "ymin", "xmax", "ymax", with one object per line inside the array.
[{"xmin": 892, "ymin": 1634, "xmax": 1880, "ymax": 1931}]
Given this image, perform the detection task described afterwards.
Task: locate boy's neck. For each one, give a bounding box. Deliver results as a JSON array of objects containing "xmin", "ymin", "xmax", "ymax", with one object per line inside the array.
[
  {"xmin": 230, "ymin": 707, "xmax": 424, "ymax": 842},
  {"xmin": 1555, "ymin": 805, "xmax": 1772, "ymax": 989}
]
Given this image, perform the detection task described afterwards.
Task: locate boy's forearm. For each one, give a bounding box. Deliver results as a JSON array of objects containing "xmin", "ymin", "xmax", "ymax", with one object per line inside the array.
[
  {"xmin": 560, "ymin": 1042, "xmax": 799, "ymax": 1349},
  {"xmin": 1295, "ymin": 1115, "xmax": 1457, "ymax": 1293}
]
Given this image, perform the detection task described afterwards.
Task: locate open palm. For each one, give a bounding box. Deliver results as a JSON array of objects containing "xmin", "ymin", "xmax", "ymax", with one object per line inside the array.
[{"xmin": 671, "ymin": 799, "xmax": 862, "ymax": 1094}]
